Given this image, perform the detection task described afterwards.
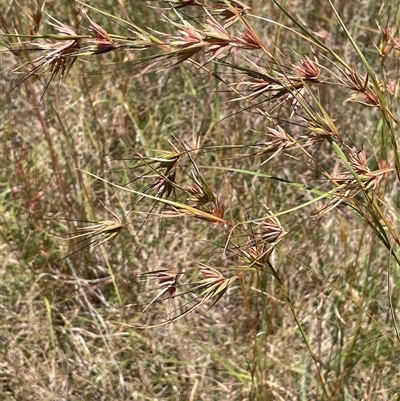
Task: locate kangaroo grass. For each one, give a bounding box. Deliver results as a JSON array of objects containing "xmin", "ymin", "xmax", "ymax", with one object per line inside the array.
[
  {"xmin": 57, "ymin": 201, "xmax": 127, "ymax": 257},
  {"xmin": 3, "ymin": 0, "xmax": 400, "ymax": 399}
]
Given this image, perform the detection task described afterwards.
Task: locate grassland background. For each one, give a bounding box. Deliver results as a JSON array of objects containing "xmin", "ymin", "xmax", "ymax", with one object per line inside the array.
[{"xmin": 1, "ymin": 0, "xmax": 400, "ymax": 400}]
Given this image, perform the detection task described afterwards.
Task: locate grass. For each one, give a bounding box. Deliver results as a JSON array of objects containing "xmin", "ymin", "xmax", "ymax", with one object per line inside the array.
[{"xmin": 2, "ymin": 0, "xmax": 400, "ymax": 400}]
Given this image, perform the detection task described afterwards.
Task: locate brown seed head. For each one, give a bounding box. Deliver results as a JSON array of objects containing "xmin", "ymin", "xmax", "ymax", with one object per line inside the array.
[{"xmin": 295, "ymin": 56, "xmax": 321, "ymax": 81}]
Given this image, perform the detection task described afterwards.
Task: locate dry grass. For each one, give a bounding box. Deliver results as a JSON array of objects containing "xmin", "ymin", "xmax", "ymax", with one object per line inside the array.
[{"xmin": 2, "ymin": 0, "xmax": 400, "ymax": 400}]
